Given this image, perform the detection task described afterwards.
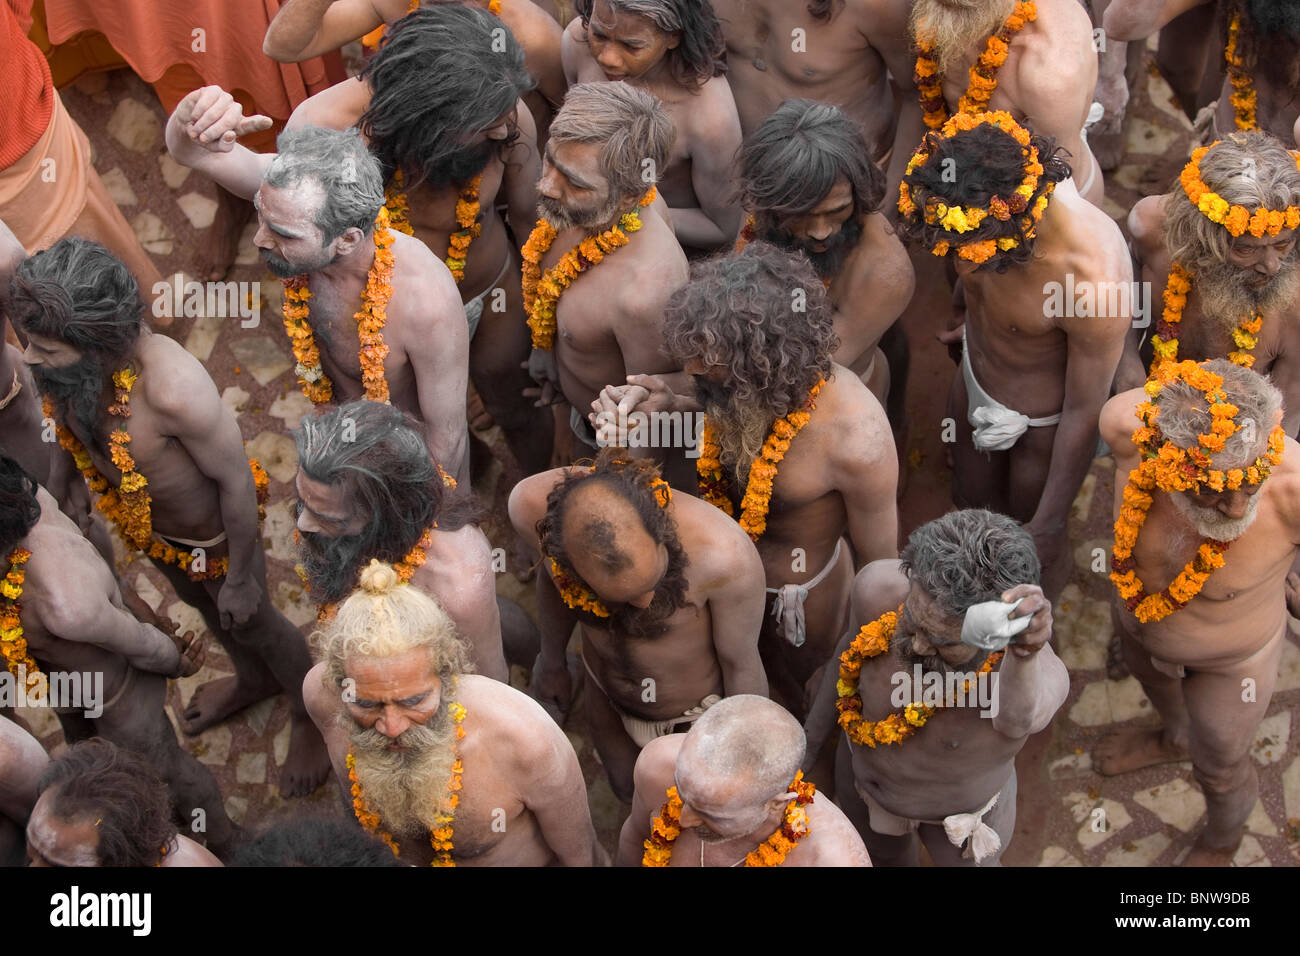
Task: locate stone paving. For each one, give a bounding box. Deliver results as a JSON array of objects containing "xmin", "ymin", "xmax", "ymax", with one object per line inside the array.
[{"xmin": 10, "ymin": 49, "xmax": 1299, "ymax": 865}]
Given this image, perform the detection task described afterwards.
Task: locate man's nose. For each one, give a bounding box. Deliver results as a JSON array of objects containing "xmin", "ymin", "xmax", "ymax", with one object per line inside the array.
[
  {"xmin": 629, "ymin": 590, "xmax": 655, "ymax": 609},
  {"xmin": 1257, "ymin": 247, "xmax": 1282, "ymax": 276},
  {"xmin": 296, "ymin": 509, "xmax": 321, "ymax": 534},
  {"xmin": 537, "ymin": 170, "xmax": 561, "ymax": 201},
  {"xmin": 808, "ymin": 221, "xmax": 833, "ymax": 242},
  {"xmin": 1219, "ymin": 492, "xmax": 1250, "ymax": 519},
  {"xmin": 21, "ymin": 343, "xmax": 41, "ymax": 366},
  {"xmin": 252, "ymin": 218, "xmax": 276, "ymax": 251},
  {"xmin": 376, "ymin": 708, "xmax": 410, "ymax": 738},
  {"xmin": 911, "ymin": 634, "xmax": 933, "ymax": 656}
]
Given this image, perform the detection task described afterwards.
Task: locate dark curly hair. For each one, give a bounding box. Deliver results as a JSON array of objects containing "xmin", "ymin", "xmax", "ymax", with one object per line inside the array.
[
  {"xmin": 662, "ymin": 241, "xmax": 837, "ymax": 425},
  {"xmin": 738, "ymin": 99, "xmax": 885, "ymax": 220},
  {"xmin": 8, "ymin": 237, "xmax": 143, "ymax": 357},
  {"xmin": 1226, "ymin": 0, "xmax": 1300, "ymax": 93},
  {"xmin": 37, "ymin": 739, "xmax": 178, "ymax": 867},
  {"xmin": 576, "ymin": 0, "xmax": 726, "ymax": 90},
  {"xmin": 0, "ymin": 454, "xmax": 41, "ymax": 557},
  {"xmin": 360, "ymin": 3, "xmax": 533, "ymax": 192},
  {"xmin": 229, "ymin": 817, "xmax": 401, "ymax": 867},
  {"xmin": 901, "ymin": 509, "xmax": 1041, "ymax": 618},
  {"xmin": 536, "ymin": 449, "xmax": 689, "ymax": 640},
  {"xmin": 896, "ymin": 121, "xmax": 1070, "ymax": 273}
]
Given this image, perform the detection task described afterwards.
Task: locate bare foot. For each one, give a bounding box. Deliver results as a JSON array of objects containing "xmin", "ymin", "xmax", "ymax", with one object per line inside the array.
[
  {"xmin": 194, "ymin": 186, "xmax": 253, "ymax": 282},
  {"xmin": 1091, "ymin": 130, "xmax": 1126, "ymax": 172},
  {"xmin": 180, "ymin": 676, "xmax": 276, "ymax": 734},
  {"xmin": 280, "ymin": 714, "xmax": 331, "ymax": 798},
  {"xmin": 1182, "ymin": 829, "xmax": 1243, "ymax": 866},
  {"xmin": 1095, "ymin": 726, "xmax": 1188, "ymax": 776}
]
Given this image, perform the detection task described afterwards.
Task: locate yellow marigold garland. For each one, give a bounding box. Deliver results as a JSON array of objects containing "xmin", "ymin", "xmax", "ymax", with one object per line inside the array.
[
  {"xmin": 835, "ymin": 606, "xmax": 1003, "ymax": 748},
  {"xmin": 346, "ymin": 700, "xmax": 467, "ymax": 866},
  {"xmin": 697, "ymin": 379, "xmax": 825, "ymax": 541},
  {"xmin": 898, "ymin": 110, "xmax": 1052, "ymax": 265},
  {"xmin": 43, "ymin": 374, "xmax": 269, "ymax": 581},
  {"xmin": 1110, "ymin": 360, "xmax": 1286, "ymax": 623},
  {"xmin": 1180, "ymin": 144, "xmax": 1300, "ymax": 239},
  {"xmin": 642, "ymin": 772, "xmax": 816, "ymax": 867},
  {"xmin": 1150, "ymin": 263, "xmax": 1262, "ymax": 372},
  {"xmin": 523, "ymin": 187, "xmax": 656, "ymax": 350},
  {"xmin": 914, "ymin": 2, "xmax": 1037, "ymax": 131},
  {"xmin": 281, "ymin": 206, "xmax": 397, "ymax": 405},
  {"xmin": 1, "ymin": 547, "xmax": 41, "ymax": 688},
  {"xmin": 1225, "ymin": 9, "xmax": 1257, "ymax": 132}
]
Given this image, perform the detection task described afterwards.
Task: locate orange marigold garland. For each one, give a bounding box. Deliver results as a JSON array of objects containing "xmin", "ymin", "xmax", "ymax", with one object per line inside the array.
[
  {"xmin": 383, "ymin": 171, "xmax": 483, "ymax": 285},
  {"xmin": 642, "ymin": 772, "xmax": 816, "ymax": 867},
  {"xmin": 281, "ymin": 206, "xmax": 397, "ymax": 405},
  {"xmin": 1150, "ymin": 262, "xmax": 1262, "ymax": 372},
  {"xmin": 1225, "ymin": 9, "xmax": 1257, "ymax": 132},
  {"xmin": 43, "ymin": 378, "xmax": 269, "ymax": 581},
  {"xmin": 1, "ymin": 547, "xmax": 41, "ymax": 687},
  {"xmin": 1180, "ymin": 144, "xmax": 1300, "ymax": 239},
  {"xmin": 347, "ymin": 700, "xmax": 467, "ymax": 866},
  {"xmin": 317, "ymin": 524, "xmax": 434, "ymax": 623},
  {"xmin": 914, "ymin": 2, "xmax": 1037, "ymax": 130},
  {"xmin": 1110, "ymin": 360, "xmax": 1286, "ymax": 623},
  {"xmin": 697, "ymin": 379, "xmax": 825, "ymax": 541},
  {"xmin": 523, "ymin": 187, "xmax": 656, "ymax": 350},
  {"xmin": 835, "ymin": 607, "xmax": 1003, "ymax": 748}
]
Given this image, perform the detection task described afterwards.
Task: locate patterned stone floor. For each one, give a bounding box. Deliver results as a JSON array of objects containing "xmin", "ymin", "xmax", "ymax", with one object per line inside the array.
[{"xmin": 11, "ymin": 49, "xmax": 1299, "ymax": 865}]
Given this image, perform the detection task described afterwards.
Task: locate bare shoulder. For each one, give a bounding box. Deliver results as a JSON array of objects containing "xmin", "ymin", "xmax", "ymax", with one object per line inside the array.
[
  {"xmin": 507, "ymin": 466, "xmax": 575, "ymax": 535},
  {"xmin": 850, "ymin": 214, "xmax": 914, "ymax": 309},
  {"xmin": 560, "ymin": 16, "xmax": 588, "ymax": 76},
  {"xmin": 819, "ymin": 367, "xmax": 892, "ymax": 462},
  {"xmin": 632, "ymin": 734, "xmax": 683, "ymax": 799},
  {"xmin": 0, "ymin": 715, "xmax": 46, "ymax": 781},
  {"xmin": 458, "ymin": 674, "xmax": 569, "ymax": 759},
  {"xmin": 287, "ymin": 76, "xmax": 372, "ymax": 132},
  {"xmin": 803, "ymin": 797, "xmax": 871, "ymax": 866},
  {"xmin": 1020, "ymin": 0, "xmax": 1095, "ymax": 75},
  {"xmin": 420, "ymin": 526, "xmax": 494, "ymax": 616},
  {"xmin": 303, "ymin": 661, "xmax": 339, "ymax": 730},
  {"xmin": 1265, "ymin": 437, "xmax": 1300, "ymax": 541},
  {"xmin": 854, "ymin": 0, "xmax": 913, "ymax": 34},
  {"xmin": 851, "ymin": 558, "xmax": 907, "ymax": 625},
  {"xmin": 1128, "ymin": 195, "xmax": 1168, "ymax": 263},
  {"xmin": 1100, "ymin": 387, "xmax": 1145, "ymax": 457},
  {"xmin": 391, "ymin": 233, "xmax": 462, "ymax": 332},
  {"xmin": 616, "ymin": 223, "xmax": 688, "ymax": 310},
  {"xmin": 163, "ymin": 835, "xmax": 224, "ymax": 867},
  {"xmin": 138, "ymin": 332, "xmax": 217, "ymax": 405},
  {"xmin": 677, "ymin": 494, "xmax": 763, "ymax": 589}
]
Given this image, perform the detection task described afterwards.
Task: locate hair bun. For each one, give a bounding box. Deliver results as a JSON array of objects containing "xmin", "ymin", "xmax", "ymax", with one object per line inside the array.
[{"xmin": 359, "ymin": 560, "xmax": 400, "ymax": 595}]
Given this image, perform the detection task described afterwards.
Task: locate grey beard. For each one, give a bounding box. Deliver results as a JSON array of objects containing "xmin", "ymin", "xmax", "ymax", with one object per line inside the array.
[
  {"xmin": 1168, "ymin": 491, "xmax": 1261, "ymax": 543},
  {"xmin": 1196, "ymin": 257, "xmax": 1300, "ymax": 329},
  {"xmin": 536, "ymin": 192, "xmax": 626, "ymax": 235},
  {"xmin": 343, "ymin": 705, "xmax": 459, "ymax": 837}
]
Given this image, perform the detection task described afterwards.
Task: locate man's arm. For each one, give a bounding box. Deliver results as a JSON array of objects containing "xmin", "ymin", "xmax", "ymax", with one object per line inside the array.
[
  {"xmin": 704, "ymin": 526, "xmax": 769, "ymax": 698},
  {"xmin": 263, "ymin": 0, "xmax": 389, "ymax": 62},
  {"xmin": 403, "ymin": 256, "xmax": 471, "ymax": 484},
  {"xmin": 669, "ymin": 89, "xmax": 744, "ymax": 249},
  {"xmin": 614, "ymin": 735, "xmax": 676, "ymax": 866},
  {"xmin": 988, "ymin": 585, "xmax": 1069, "ymax": 738},
  {"xmin": 831, "ymin": 389, "xmax": 899, "ymax": 570},
  {"xmin": 0, "ymin": 717, "xmax": 47, "ymax": 824},
  {"xmin": 43, "ymin": 592, "xmax": 186, "ymax": 676},
  {"xmin": 516, "ymin": 701, "xmax": 596, "ymax": 866},
  {"xmin": 835, "ymin": 221, "xmax": 914, "ymax": 368},
  {"xmin": 502, "ymin": 102, "xmax": 543, "ymax": 253},
  {"xmin": 164, "ymin": 87, "xmax": 275, "ymax": 201},
  {"xmin": 147, "ymin": 347, "xmax": 263, "ymax": 629},
  {"xmin": 1102, "ymin": 0, "xmax": 1210, "ymax": 41},
  {"xmin": 284, "ymin": 76, "xmax": 372, "ymax": 133}
]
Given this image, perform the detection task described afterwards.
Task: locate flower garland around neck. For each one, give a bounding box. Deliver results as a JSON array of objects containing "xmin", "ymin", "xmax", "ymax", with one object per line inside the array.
[
  {"xmin": 523, "ymin": 187, "xmax": 656, "ymax": 351},
  {"xmin": 898, "ymin": 110, "xmax": 1051, "ymax": 266},
  {"xmin": 1180, "ymin": 144, "xmax": 1300, "ymax": 239},
  {"xmin": 1, "ymin": 547, "xmax": 41, "ymax": 686},
  {"xmin": 347, "ymin": 699, "xmax": 466, "ymax": 866},
  {"xmin": 1110, "ymin": 361, "xmax": 1286, "ymax": 623},
  {"xmin": 43, "ymin": 371, "xmax": 267, "ymax": 581},
  {"xmin": 642, "ymin": 771, "xmax": 816, "ymax": 867},
  {"xmin": 384, "ymin": 171, "xmax": 484, "ymax": 285},
  {"xmin": 835, "ymin": 606, "xmax": 1004, "ymax": 748},
  {"xmin": 1225, "ymin": 9, "xmax": 1257, "ymax": 131},
  {"xmin": 316, "ymin": 524, "xmax": 434, "ymax": 623},
  {"xmin": 1150, "ymin": 263, "xmax": 1262, "ymax": 372},
  {"xmin": 282, "ymin": 206, "xmax": 396, "ymax": 405},
  {"xmin": 914, "ymin": 2, "xmax": 1037, "ymax": 131},
  {"xmin": 547, "ymin": 474, "xmax": 672, "ymax": 617},
  {"xmin": 697, "ymin": 379, "xmax": 825, "ymax": 541}
]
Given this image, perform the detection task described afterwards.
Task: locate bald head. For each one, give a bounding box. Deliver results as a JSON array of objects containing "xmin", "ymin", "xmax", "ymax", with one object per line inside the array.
[
  {"xmin": 560, "ymin": 479, "xmax": 653, "ymax": 576},
  {"xmin": 678, "ymin": 695, "xmax": 805, "ymax": 808}
]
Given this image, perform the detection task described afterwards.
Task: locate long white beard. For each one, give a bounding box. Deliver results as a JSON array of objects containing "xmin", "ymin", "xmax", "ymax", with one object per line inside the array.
[
  {"xmin": 345, "ymin": 713, "xmax": 459, "ymax": 837},
  {"xmin": 910, "ymin": 0, "xmax": 1017, "ymax": 75},
  {"xmin": 1168, "ymin": 490, "xmax": 1261, "ymax": 543}
]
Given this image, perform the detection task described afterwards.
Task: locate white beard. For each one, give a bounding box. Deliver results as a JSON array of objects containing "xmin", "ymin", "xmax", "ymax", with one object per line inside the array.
[
  {"xmin": 344, "ymin": 713, "xmax": 459, "ymax": 837},
  {"xmin": 910, "ymin": 0, "xmax": 1017, "ymax": 75},
  {"xmin": 1168, "ymin": 490, "xmax": 1261, "ymax": 543}
]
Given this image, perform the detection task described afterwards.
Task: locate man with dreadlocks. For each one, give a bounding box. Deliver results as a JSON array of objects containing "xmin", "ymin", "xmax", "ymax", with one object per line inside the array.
[
  {"xmin": 608, "ymin": 243, "xmax": 897, "ymax": 718},
  {"xmin": 508, "ymin": 449, "xmax": 767, "ymax": 801},
  {"xmin": 1098, "ymin": 359, "xmax": 1300, "ymax": 865},
  {"xmin": 294, "ymin": 400, "xmax": 508, "ymax": 682},
  {"xmin": 896, "ymin": 112, "xmax": 1130, "ymax": 594},
  {"xmin": 1105, "ymin": 0, "xmax": 1300, "ymax": 147},
  {"xmin": 562, "ymin": 0, "xmax": 743, "ymax": 249},
  {"xmin": 278, "ymin": 5, "xmax": 552, "ymax": 474}
]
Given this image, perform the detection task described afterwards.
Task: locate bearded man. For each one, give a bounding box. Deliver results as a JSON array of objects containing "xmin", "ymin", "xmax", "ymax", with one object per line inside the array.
[
  {"xmin": 1120, "ymin": 133, "xmax": 1300, "ymax": 415},
  {"xmin": 1106, "ymin": 0, "xmax": 1300, "ymax": 147},
  {"xmin": 508, "ymin": 449, "xmax": 768, "ymax": 801},
  {"xmin": 11, "ymin": 238, "xmax": 330, "ymax": 797},
  {"xmin": 1098, "ymin": 359, "xmax": 1300, "ymax": 866},
  {"xmin": 165, "ymin": 111, "xmax": 470, "ymax": 484},
  {"xmin": 284, "ymin": 5, "xmax": 552, "ymax": 474},
  {"xmin": 895, "ymin": 0, "xmax": 1104, "ymax": 205},
  {"xmin": 293, "ymin": 400, "xmax": 508, "ymax": 682},
  {"xmin": 305, "ymin": 560, "xmax": 596, "ymax": 866},
  {"xmin": 616, "ymin": 694, "xmax": 870, "ymax": 866},
  {"xmin": 525, "ymin": 81, "xmax": 688, "ymax": 462},
  {"xmin": 710, "ymin": 0, "xmax": 914, "ymax": 156},
  {"xmin": 804, "ymin": 509, "xmax": 1064, "ymax": 867},
  {"xmin": 0, "ymin": 453, "xmax": 236, "ymax": 855},
  {"xmin": 0, "ymin": 716, "xmax": 47, "ymax": 867},
  {"xmin": 562, "ymin": 0, "xmax": 743, "ymax": 249},
  {"xmin": 896, "ymin": 112, "xmax": 1131, "ymax": 594},
  {"xmin": 608, "ymin": 243, "xmax": 898, "ymax": 717},
  {"xmin": 736, "ymin": 99, "xmax": 914, "ymax": 407},
  {"xmin": 27, "ymin": 739, "xmax": 222, "ymax": 867}
]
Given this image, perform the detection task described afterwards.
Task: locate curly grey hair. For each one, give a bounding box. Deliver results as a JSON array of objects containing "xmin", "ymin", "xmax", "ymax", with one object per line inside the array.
[
  {"xmin": 1154, "ymin": 359, "xmax": 1283, "ymax": 470},
  {"xmin": 901, "ymin": 509, "xmax": 1041, "ymax": 617}
]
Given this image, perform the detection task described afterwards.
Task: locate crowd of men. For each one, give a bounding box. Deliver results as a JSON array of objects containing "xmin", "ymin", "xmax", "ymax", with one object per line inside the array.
[{"xmin": 2, "ymin": 0, "xmax": 1299, "ymax": 868}]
